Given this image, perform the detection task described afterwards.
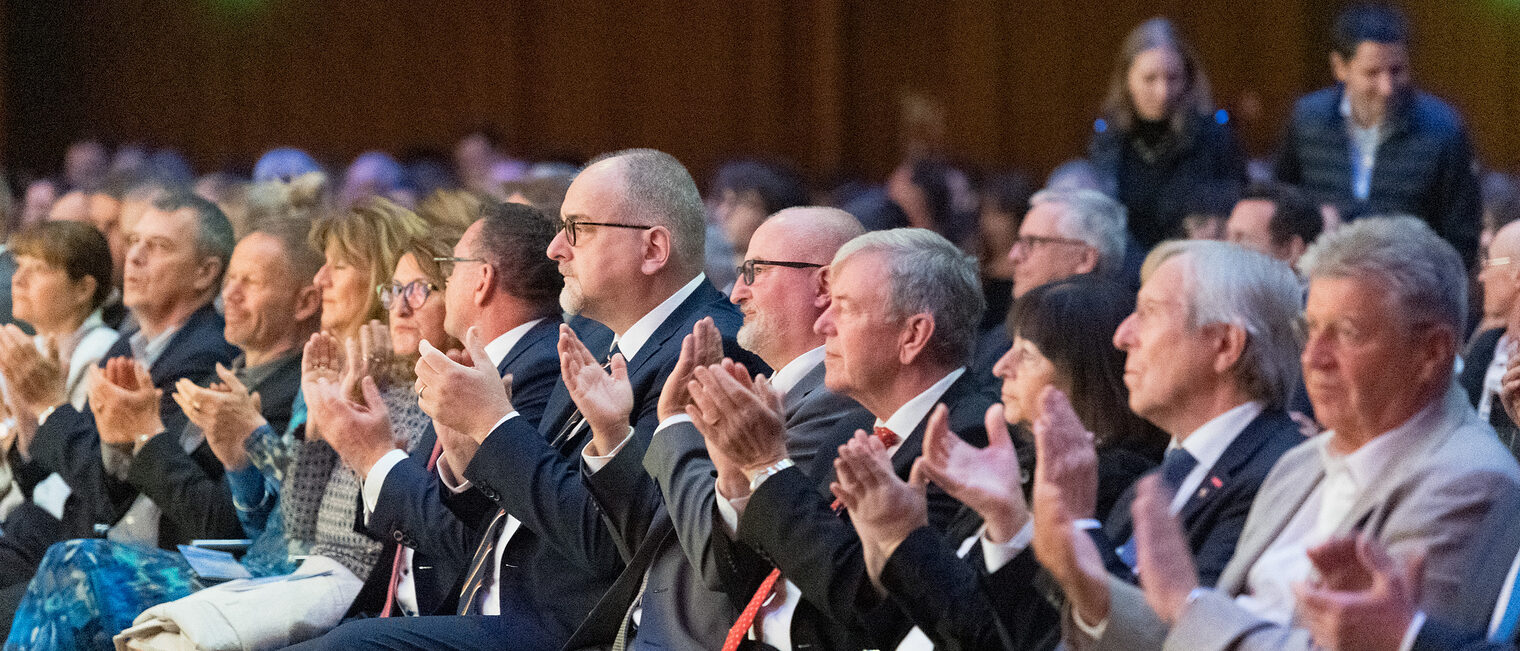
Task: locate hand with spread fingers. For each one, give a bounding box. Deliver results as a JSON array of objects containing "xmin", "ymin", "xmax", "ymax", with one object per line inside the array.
[
  {"xmin": 558, "ymin": 324, "xmax": 633, "ymax": 457},
  {"xmin": 175, "ymin": 363, "xmax": 268, "ymax": 471},
  {"xmin": 1293, "ymin": 535, "xmax": 1424, "ymax": 651},
  {"xmin": 920, "ymin": 402, "xmax": 1029, "ymax": 544},
  {"xmin": 300, "ymin": 332, "xmax": 345, "ymax": 441},
  {"xmin": 1131, "ymin": 475, "xmax": 1198, "ymax": 625},
  {"xmin": 0, "ymin": 324, "xmax": 68, "ymax": 419},
  {"xmin": 413, "ymin": 326, "xmax": 514, "ymax": 445},
  {"xmin": 1029, "ymin": 386, "xmax": 1110, "ymax": 629},
  {"xmin": 306, "ymin": 369, "xmax": 398, "ymax": 478},
  {"xmin": 829, "ymin": 430, "xmax": 929, "ymax": 589},
  {"xmin": 343, "ymin": 319, "xmax": 393, "ymax": 397},
  {"xmin": 657, "ymin": 317, "xmax": 723, "ymax": 423},
  {"xmin": 686, "ymin": 359, "xmax": 787, "ymax": 482},
  {"xmin": 89, "ymin": 357, "xmax": 164, "ymax": 453}
]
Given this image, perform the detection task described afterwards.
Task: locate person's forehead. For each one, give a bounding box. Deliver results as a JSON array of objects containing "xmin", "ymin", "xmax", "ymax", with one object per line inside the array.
[
  {"xmin": 1019, "ymin": 202, "xmax": 1065, "ymax": 235},
  {"xmin": 1348, "ymin": 41, "xmax": 1408, "ymax": 68},
  {"xmin": 134, "ymin": 206, "xmax": 195, "ymax": 234}
]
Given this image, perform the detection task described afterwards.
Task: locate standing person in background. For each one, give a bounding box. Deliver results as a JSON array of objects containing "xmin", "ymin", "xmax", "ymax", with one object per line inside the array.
[{"xmin": 1089, "ymin": 17, "xmax": 1247, "ymax": 254}]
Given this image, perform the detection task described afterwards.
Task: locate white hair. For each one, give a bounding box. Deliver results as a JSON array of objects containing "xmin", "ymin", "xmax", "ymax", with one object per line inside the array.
[
  {"xmin": 833, "ymin": 228, "xmax": 984, "ymax": 367},
  {"xmin": 1297, "ymin": 215, "xmax": 1466, "ymax": 335},
  {"xmin": 1030, "ymin": 188, "xmax": 1128, "ymax": 276}
]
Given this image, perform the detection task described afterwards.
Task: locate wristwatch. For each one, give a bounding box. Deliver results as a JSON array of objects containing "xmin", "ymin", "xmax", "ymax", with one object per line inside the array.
[{"xmin": 747, "ymin": 458, "xmax": 795, "ymax": 492}]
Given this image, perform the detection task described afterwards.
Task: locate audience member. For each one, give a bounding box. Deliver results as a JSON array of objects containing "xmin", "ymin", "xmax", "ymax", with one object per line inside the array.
[
  {"xmin": 977, "ymin": 170, "xmax": 1036, "ymax": 329},
  {"xmin": 703, "ymin": 158, "xmax": 809, "ymax": 291},
  {"xmin": 1463, "ymin": 220, "xmax": 1520, "ymax": 457},
  {"xmin": 1226, "ymin": 181, "xmax": 1322, "ymax": 269},
  {"xmin": 340, "ymin": 151, "xmax": 415, "ymax": 210},
  {"xmin": 1089, "ymin": 18, "xmax": 1247, "ymax": 251},
  {"xmin": 1048, "ymin": 218, "xmax": 1520, "ymax": 650},
  {"xmin": 1274, "ymin": 4, "xmax": 1481, "ymax": 267},
  {"xmin": 252, "ymin": 147, "xmax": 324, "ymax": 184}
]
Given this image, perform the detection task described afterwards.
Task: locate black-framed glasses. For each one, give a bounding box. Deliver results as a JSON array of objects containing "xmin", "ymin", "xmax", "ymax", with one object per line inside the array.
[
  {"xmin": 735, "ymin": 259, "xmax": 824, "ymax": 286},
  {"xmin": 1011, "ymin": 234, "xmax": 1091, "ymax": 251},
  {"xmin": 559, "ymin": 216, "xmax": 652, "ymax": 246},
  {"xmin": 377, "ymin": 280, "xmax": 439, "ymax": 311},
  {"xmin": 433, "ymin": 256, "xmax": 484, "ymax": 277}
]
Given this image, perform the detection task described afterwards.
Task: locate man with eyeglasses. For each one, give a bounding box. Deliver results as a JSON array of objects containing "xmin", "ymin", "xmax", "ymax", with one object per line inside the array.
[
  {"xmin": 294, "ymin": 200, "xmax": 585, "ymax": 648},
  {"xmin": 1460, "ymin": 219, "xmax": 1520, "ymax": 458}
]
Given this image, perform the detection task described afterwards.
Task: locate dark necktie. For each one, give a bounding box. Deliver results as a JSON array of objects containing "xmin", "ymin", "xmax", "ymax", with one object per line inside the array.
[{"xmin": 1117, "ymin": 448, "xmax": 1199, "ymax": 570}]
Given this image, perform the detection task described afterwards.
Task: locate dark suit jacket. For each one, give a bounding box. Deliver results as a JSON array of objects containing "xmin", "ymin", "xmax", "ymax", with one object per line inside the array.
[
  {"xmin": 1462, "ymin": 327, "xmax": 1520, "ymax": 454},
  {"xmin": 463, "ymin": 279, "xmax": 763, "ymax": 647},
  {"xmin": 564, "ymin": 359, "xmax": 874, "ymax": 650},
  {"xmin": 1412, "ymin": 487, "xmax": 1520, "ymax": 651},
  {"xmin": 351, "ymin": 318, "xmax": 561, "ymax": 618},
  {"xmin": 127, "ymin": 351, "xmax": 301, "ymax": 545},
  {"xmin": 19, "ymin": 302, "xmax": 239, "ymax": 547},
  {"xmin": 733, "ymin": 371, "xmax": 996, "ymax": 649}
]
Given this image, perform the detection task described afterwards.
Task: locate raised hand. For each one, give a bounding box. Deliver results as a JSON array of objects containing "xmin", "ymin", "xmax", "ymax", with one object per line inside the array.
[
  {"xmin": 1131, "ymin": 476, "xmax": 1197, "ymax": 625},
  {"xmin": 920, "ymin": 403, "xmax": 1029, "ymax": 543},
  {"xmin": 0, "ymin": 324, "xmax": 68, "ymax": 418},
  {"xmin": 1295, "ymin": 535, "xmax": 1425, "ymax": 651},
  {"xmin": 414, "ymin": 326, "xmax": 514, "ymax": 444},
  {"xmin": 1029, "ymin": 388, "xmax": 1109, "ymax": 630},
  {"xmin": 1501, "ymin": 338, "xmax": 1520, "ymax": 424},
  {"xmin": 657, "ymin": 317, "xmax": 723, "ymax": 423},
  {"xmin": 175, "ymin": 363, "xmax": 268, "ymax": 470},
  {"xmin": 829, "ymin": 431, "xmax": 928, "ymax": 588},
  {"xmin": 343, "ymin": 319, "xmax": 393, "ymax": 397},
  {"xmin": 89, "ymin": 357, "xmax": 163, "ymax": 451},
  {"xmin": 558, "ymin": 324, "xmax": 633, "ymax": 456},
  {"xmin": 306, "ymin": 372, "xmax": 399, "ymax": 477},
  {"xmin": 301, "ymin": 332, "xmax": 344, "ymax": 441},
  {"xmin": 686, "ymin": 359, "xmax": 787, "ymax": 477}
]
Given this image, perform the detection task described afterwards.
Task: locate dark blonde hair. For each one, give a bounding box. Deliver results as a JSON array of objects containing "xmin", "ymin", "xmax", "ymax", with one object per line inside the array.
[
  {"xmin": 309, "ymin": 197, "xmax": 429, "ymax": 331},
  {"xmin": 1100, "ymin": 18, "xmax": 1215, "ymax": 135}
]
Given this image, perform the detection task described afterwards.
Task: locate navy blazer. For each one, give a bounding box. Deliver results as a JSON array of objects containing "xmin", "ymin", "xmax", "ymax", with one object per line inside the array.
[
  {"xmin": 352, "ymin": 317, "xmax": 561, "ymax": 617},
  {"xmin": 463, "ymin": 278, "xmax": 763, "ymax": 646},
  {"xmin": 23, "ymin": 301, "xmax": 239, "ymax": 546}
]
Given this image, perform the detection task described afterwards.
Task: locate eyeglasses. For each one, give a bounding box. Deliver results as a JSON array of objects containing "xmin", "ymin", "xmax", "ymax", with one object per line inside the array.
[
  {"xmin": 377, "ymin": 280, "xmax": 439, "ymax": 311},
  {"xmin": 559, "ymin": 216, "xmax": 653, "ymax": 246},
  {"xmin": 735, "ymin": 259, "xmax": 824, "ymax": 286},
  {"xmin": 433, "ymin": 256, "xmax": 484, "ymax": 277},
  {"xmin": 1011, "ymin": 234, "xmax": 1091, "ymax": 251}
]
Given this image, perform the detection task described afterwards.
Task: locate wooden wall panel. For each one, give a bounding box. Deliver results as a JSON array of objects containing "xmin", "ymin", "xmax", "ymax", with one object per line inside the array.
[{"xmin": 4, "ymin": 0, "xmax": 1520, "ymax": 188}]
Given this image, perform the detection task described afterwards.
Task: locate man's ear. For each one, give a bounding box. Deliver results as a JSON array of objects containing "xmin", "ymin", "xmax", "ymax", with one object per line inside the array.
[
  {"xmin": 1073, "ymin": 246, "xmax": 1099, "ymax": 275},
  {"xmin": 1209, "ymin": 322, "xmax": 1249, "ymax": 376},
  {"xmin": 1330, "ymin": 51, "xmax": 1350, "ymax": 84},
  {"xmin": 640, "ymin": 226, "xmax": 673, "ymax": 275},
  {"xmin": 898, "ymin": 313, "xmax": 936, "ymax": 366},
  {"xmin": 194, "ymin": 257, "xmax": 224, "ymax": 294},
  {"xmin": 293, "ymin": 283, "xmax": 322, "ymax": 323},
  {"xmin": 812, "ymin": 267, "xmax": 831, "ymax": 308},
  {"xmin": 475, "ymin": 263, "xmax": 496, "ymax": 307}
]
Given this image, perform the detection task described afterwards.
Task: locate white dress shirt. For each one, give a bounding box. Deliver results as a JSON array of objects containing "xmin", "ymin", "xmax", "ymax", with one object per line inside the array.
[
  {"xmin": 717, "ymin": 366, "xmax": 966, "ymax": 651},
  {"xmin": 361, "ymin": 318, "xmax": 543, "ymax": 616},
  {"xmin": 1169, "ymin": 401, "xmax": 1264, "ymax": 514},
  {"xmin": 1234, "ymin": 397, "xmax": 1441, "ymax": 624}
]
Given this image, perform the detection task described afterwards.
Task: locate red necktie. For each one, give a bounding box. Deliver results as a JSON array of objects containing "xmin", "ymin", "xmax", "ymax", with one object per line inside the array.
[
  {"xmin": 380, "ymin": 438, "xmax": 445, "ymax": 617},
  {"xmin": 722, "ymin": 426, "xmax": 900, "ymax": 650}
]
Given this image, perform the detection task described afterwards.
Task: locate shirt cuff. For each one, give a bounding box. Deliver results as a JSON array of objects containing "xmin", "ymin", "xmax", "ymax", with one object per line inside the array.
[
  {"xmin": 1396, "ymin": 611, "xmax": 1427, "ymax": 651},
  {"xmin": 714, "ymin": 484, "xmax": 747, "ymax": 536},
  {"xmin": 361, "ymin": 449, "xmax": 410, "ymax": 522},
  {"xmin": 980, "ymin": 519, "xmax": 1034, "ymax": 573},
  {"xmin": 1072, "ymin": 605, "xmax": 1109, "ymax": 640},
  {"xmin": 655, "ymin": 413, "xmax": 693, "ymax": 435},
  {"xmin": 582, "ymin": 426, "xmax": 634, "ymax": 474}
]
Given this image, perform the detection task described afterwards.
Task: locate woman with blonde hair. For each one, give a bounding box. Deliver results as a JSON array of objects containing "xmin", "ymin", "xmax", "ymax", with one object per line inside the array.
[{"xmin": 1089, "ymin": 17, "xmax": 1246, "ymax": 252}]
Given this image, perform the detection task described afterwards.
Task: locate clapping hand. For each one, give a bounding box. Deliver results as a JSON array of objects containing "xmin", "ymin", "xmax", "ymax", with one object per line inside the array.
[
  {"xmin": 301, "ymin": 332, "xmax": 344, "ymax": 441},
  {"xmin": 89, "ymin": 357, "xmax": 163, "ymax": 452},
  {"xmin": 174, "ymin": 363, "xmax": 267, "ymax": 470},
  {"xmin": 1131, "ymin": 476, "xmax": 1197, "ymax": 625},
  {"xmin": 919, "ymin": 402, "xmax": 1029, "ymax": 544},
  {"xmin": 558, "ymin": 324, "xmax": 633, "ymax": 457},
  {"xmin": 686, "ymin": 359, "xmax": 787, "ymax": 481},
  {"xmin": 0, "ymin": 324, "xmax": 67, "ymax": 419},
  {"xmin": 414, "ymin": 326, "xmax": 514, "ymax": 445},
  {"xmin": 1294, "ymin": 535, "xmax": 1425, "ymax": 651},
  {"xmin": 1029, "ymin": 386, "xmax": 1110, "ymax": 629},
  {"xmin": 829, "ymin": 430, "xmax": 928, "ymax": 590}
]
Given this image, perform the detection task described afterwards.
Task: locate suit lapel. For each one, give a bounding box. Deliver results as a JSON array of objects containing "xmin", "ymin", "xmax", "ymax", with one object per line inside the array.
[
  {"xmin": 495, "ymin": 319, "xmax": 559, "ymax": 377},
  {"xmin": 781, "ymin": 362, "xmax": 828, "ymax": 425},
  {"xmin": 1218, "ymin": 449, "xmax": 1323, "ymax": 594},
  {"xmin": 1331, "ymin": 389, "xmax": 1468, "ymax": 539},
  {"xmin": 1176, "ymin": 410, "xmax": 1294, "ymax": 526},
  {"xmin": 621, "ymin": 279, "xmax": 725, "ymax": 382}
]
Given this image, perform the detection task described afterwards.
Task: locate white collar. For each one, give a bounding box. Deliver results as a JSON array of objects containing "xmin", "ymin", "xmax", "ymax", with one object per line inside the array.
[
  {"xmin": 483, "ymin": 318, "xmax": 547, "ymax": 367},
  {"xmin": 1317, "ymin": 389, "xmax": 1445, "ymax": 488},
  {"xmin": 877, "ymin": 367, "xmax": 966, "ymax": 440},
  {"xmin": 1173, "ymin": 400, "xmax": 1265, "ymax": 474},
  {"xmin": 613, "ymin": 273, "xmax": 706, "ymax": 363},
  {"xmin": 770, "ymin": 346, "xmax": 825, "ymax": 395}
]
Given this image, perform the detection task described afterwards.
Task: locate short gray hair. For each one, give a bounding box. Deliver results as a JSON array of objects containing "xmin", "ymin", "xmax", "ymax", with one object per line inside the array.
[
  {"xmin": 833, "ymin": 228, "xmax": 984, "ymax": 367},
  {"xmin": 1298, "ymin": 215, "xmax": 1467, "ymax": 335},
  {"xmin": 154, "ymin": 191, "xmax": 235, "ymax": 277},
  {"xmin": 588, "ymin": 148, "xmax": 706, "ymax": 273},
  {"xmin": 1030, "ymin": 188, "xmax": 1128, "ymax": 276},
  {"xmin": 1143, "ymin": 240, "xmax": 1303, "ymax": 409}
]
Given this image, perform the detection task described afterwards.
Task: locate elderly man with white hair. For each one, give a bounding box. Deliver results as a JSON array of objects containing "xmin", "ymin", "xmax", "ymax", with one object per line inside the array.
[{"xmin": 1038, "ymin": 216, "xmax": 1520, "ymax": 651}]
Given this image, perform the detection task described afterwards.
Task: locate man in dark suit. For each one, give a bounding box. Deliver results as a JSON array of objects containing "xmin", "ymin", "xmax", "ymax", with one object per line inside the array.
[
  {"xmin": 285, "ymin": 201, "xmax": 564, "ymax": 625},
  {"xmin": 832, "ymin": 240, "xmax": 1308, "ymax": 650},
  {"xmin": 555, "ymin": 207, "xmax": 876, "ymax": 650},
  {"xmin": 318, "ymin": 149, "xmax": 758, "ymax": 650},
  {"xmin": 0, "ymin": 192, "xmax": 239, "ymax": 588},
  {"xmin": 686, "ymin": 227, "xmax": 995, "ymax": 650}
]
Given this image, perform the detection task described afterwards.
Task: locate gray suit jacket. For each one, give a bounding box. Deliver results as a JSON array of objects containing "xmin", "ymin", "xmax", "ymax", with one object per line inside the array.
[{"xmin": 1080, "ymin": 385, "xmax": 1520, "ymax": 651}]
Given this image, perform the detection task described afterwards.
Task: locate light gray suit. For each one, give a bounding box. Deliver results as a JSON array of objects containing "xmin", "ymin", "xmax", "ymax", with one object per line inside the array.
[{"xmin": 1075, "ymin": 385, "xmax": 1520, "ymax": 651}]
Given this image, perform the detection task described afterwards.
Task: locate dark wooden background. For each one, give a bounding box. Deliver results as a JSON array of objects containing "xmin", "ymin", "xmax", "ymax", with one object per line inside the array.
[{"xmin": 4, "ymin": 0, "xmax": 1518, "ymax": 185}]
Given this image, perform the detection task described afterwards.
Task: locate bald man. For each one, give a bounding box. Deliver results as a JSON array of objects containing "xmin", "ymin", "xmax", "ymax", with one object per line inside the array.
[
  {"xmin": 562, "ymin": 207, "xmax": 878, "ymax": 650},
  {"xmin": 1462, "ymin": 220, "xmax": 1520, "ymax": 456}
]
